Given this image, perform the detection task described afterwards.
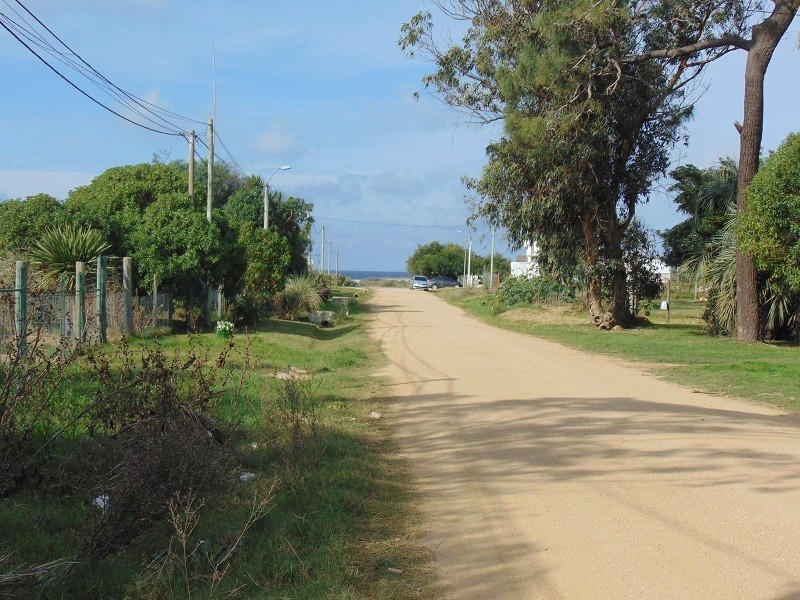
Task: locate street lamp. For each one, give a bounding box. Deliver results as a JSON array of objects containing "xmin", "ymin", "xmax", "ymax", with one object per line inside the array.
[{"xmin": 264, "ymin": 165, "xmax": 291, "ymax": 229}]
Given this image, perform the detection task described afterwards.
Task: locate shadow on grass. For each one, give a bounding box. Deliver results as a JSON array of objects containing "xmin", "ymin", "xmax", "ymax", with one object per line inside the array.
[{"xmin": 249, "ymin": 319, "xmax": 358, "ymax": 341}]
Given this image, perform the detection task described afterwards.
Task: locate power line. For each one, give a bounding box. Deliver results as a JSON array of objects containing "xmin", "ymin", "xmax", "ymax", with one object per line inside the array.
[
  {"xmin": 8, "ymin": 0, "xmax": 205, "ymax": 129},
  {"xmin": 0, "ymin": 1, "xmax": 203, "ymax": 136},
  {"xmin": 0, "ymin": 15, "xmax": 183, "ymax": 136}
]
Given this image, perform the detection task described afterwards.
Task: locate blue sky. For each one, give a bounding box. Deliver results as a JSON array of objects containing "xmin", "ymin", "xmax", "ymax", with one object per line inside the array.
[{"xmin": 1, "ymin": 1, "xmax": 798, "ymax": 272}]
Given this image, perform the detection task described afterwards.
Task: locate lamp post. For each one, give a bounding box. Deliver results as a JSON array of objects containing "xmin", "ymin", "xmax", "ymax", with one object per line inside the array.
[{"xmin": 264, "ymin": 165, "xmax": 291, "ymax": 229}]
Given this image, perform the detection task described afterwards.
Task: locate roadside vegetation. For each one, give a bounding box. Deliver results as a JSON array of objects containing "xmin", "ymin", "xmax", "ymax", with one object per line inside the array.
[
  {"xmin": 0, "ymin": 288, "xmax": 437, "ymax": 599},
  {"xmin": 440, "ymin": 284, "xmax": 800, "ymax": 411}
]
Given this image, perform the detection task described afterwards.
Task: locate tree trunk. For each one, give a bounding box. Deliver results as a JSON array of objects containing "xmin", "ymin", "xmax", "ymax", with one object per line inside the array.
[
  {"xmin": 735, "ymin": 1, "xmax": 798, "ymax": 342},
  {"xmin": 599, "ymin": 226, "xmax": 631, "ymax": 330},
  {"xmin": 583, "ymin": 215, "xmax": 605, "ymax": 325}
]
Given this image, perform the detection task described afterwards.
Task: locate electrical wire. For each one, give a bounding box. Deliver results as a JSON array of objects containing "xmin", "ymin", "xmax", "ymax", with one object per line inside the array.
[
  {"xmin": 0, "ymin": 0, "xmax": 202, "ymax": 136},
  {"xmin": 0, "ymin": 15, "xmax": 183, "ymax": 136},
  {"xmin": 8, "ymin": 0, "xmax": 205, "ymax": 128}
]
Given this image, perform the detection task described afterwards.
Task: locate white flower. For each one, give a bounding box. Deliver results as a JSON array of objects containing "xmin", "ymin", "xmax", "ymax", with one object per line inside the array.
[{"xmin": 215, "ymin": 320, "xmax": 235, "ymax": 337}]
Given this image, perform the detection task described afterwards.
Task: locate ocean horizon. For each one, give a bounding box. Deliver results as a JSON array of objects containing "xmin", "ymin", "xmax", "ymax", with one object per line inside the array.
[{"xmin": 340, "ymin": 270, "xmax": 409, "ymax": 280}]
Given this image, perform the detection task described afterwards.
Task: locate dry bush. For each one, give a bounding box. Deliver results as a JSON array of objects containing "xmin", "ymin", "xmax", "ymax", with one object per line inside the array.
[
  {"xmin": 0, "ymin": 327, "xmax": 77, "ymax": 497},
  {"xmin": 130, "ymin": 489, "xmax": 273, "ymax": 599},
  {"xmin": 272, "ymin": 370, "xmax": 322, "ymax": 486}
]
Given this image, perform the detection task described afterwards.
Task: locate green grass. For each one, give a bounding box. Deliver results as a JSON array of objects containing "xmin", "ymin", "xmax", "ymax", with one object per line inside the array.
[
  {"xmin": 1, "ymin": 289, "xmax": 437, "ymax": 599},
  {"xmin": 443, "ymin": 288, "xmax": 800, "ymax": 411}
]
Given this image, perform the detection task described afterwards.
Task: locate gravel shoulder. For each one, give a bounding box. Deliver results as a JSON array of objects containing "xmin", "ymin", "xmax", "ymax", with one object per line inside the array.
[{"xmin": 369, "ymin": 287, "xmax": 800, "ymax": 600}]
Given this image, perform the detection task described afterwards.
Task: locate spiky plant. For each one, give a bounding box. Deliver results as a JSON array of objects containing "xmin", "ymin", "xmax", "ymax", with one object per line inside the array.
[
  {"xmin": 273, "ymin": 276, "xmax": 322, "ymax": 320},
  {"xmin": 28, "ymin": 224, "xmax": 110, "ymax": 289}
]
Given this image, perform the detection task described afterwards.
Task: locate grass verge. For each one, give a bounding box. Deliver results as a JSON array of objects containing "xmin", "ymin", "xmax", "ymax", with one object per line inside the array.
[
  {"xmin": 1, "ymin": 288, "xmax": 437, "ymax": 599},
  {"xmin": 440, "ymin": 288, "xmax": 800, "ymax": 411}
]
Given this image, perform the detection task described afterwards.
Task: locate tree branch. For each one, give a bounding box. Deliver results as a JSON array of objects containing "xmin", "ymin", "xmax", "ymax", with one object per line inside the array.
[{"xmin": 626, "ymin": 35, "xmax": 751, "ymax": 62}]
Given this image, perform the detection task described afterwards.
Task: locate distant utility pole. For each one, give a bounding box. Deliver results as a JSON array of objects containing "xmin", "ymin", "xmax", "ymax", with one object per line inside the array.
[
  {"xmin": 206, "ymin": 119, "xmax": 214, "ymax": 223},
  {"xmin": 336, "ymin": 251, "xmax": 339, "ymax": 277},
  {"xmin": 320, "ymin": 225, "xmax": 325, "ymax": 273},
  {"xmin": 467, "ymin": 236, "xmax": 472, "ymax": 287},
  {"xmin": 264, "ymin": 166, "xmax": 291, "ymax": 229},
  {"xmin": 188, "ymin": 130, "xmax": 195, "ymax": 198},
  {"xmin": 489, "ymin": 227, "xmax": 495, "ymax": 289}
]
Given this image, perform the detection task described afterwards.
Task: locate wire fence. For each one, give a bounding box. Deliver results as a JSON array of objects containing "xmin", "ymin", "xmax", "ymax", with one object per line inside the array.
[{"xmin": 0, "ymin": 286, "xmax": 171, "ymax": 342}]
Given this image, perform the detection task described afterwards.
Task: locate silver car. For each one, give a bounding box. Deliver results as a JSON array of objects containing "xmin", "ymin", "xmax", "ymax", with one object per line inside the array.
[{"xmin": 409, "ymin": 275, "xmax": 430, "ymax": 290}]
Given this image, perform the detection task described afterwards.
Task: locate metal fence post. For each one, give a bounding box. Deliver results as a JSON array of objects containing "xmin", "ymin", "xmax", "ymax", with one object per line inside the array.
[
  {"xmin": 96, "ymin": 255, "xmax": 107, "ymax": 342},
  {"xmin": 75, "ymin": 262, "xmax": 86, "ymax": 343},
  {"xmin": 123, "ymin": 257, "xmax": 133, "ymax": 335},
  {"xmin": 15, "ymin": 261, "xmax": 27, "ymax": 356}
]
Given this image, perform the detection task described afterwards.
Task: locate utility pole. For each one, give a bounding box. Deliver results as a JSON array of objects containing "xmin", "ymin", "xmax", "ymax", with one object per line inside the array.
[
  {"xmin": 188, "ymin": 130, "xmax": 195, "ymax": 198},
  {"xmin": 206, "ymin": 119, "xmax": 214, "ymax": 222},
  {"xmin": 489, "ymin": 227, "xmax": 495, "ymax": 289},
  {"xmin": 467, "ymin": 236, "xmax": 472, "ymax": 288},
  {"xmin": 320, "ymin": 225, "xmax": 325, "ymax": 273},
  {"xmin": 206, "ymin": 118, "xmax": 214, "ymax": 325},
  {"xmin": 336, "ymin": 251, "xmax": 339, "ymax": 277},
  {"xmin": 264, "ymin": 181, "xmax": 269, "ymax": 229}
]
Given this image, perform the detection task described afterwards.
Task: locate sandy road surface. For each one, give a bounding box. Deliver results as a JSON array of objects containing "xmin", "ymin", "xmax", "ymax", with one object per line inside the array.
[{"xmin": 368, "ymin": 287, "xmax": 800, "ymax": 599}]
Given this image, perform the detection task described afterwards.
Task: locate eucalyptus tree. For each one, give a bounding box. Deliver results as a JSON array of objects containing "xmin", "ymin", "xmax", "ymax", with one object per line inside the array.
[
  {"xmin": 402, "ymin": 0, "xmax": 797, "ymax": 333},
  {"xmin": 626, "ymin": 0, "xmax": 800, "ymax": 341},
  {"xmin": 402, "ymin": 1, "xmax": 701, "ymax": 327}
]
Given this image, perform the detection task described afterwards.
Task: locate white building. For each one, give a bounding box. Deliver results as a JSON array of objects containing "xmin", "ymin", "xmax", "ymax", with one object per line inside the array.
[{"xmin": 510, "ymin": 241, "xmax": 540, "ymax": 279}]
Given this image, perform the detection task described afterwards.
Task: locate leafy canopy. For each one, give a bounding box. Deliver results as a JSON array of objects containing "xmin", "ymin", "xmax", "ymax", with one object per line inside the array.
[{"xmin": 738, "ymin": 132, "xmax": 800, "ymax": 293}]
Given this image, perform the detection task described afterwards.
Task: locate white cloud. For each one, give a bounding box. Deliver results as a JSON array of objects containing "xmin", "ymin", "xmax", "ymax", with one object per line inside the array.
[{"xmin": 252, "ymin": 121, "xmax": 303, "ymax": 158}]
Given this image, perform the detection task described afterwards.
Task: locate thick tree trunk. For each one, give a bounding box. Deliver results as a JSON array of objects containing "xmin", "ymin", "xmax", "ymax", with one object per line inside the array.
[
  {"xmin": 735, "ymin": 1, "xmax": 798, "ymax": 342},
  {"xmin": 605, "ymin": 226, "xmax": 631, "ymax": 329},
  {"xmin": 583, "ymin": 215, "xmax": 605, "ymax": 326}
]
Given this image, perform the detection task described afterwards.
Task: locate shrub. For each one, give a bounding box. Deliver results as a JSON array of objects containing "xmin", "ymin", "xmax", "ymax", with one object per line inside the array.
[
  {"xmin": 492, "ymin": 275, "xmax": 574, "ymax": 313},
  {"xmin": 273, "ymin": 276, "xmax": 322, "ymax": 320}
]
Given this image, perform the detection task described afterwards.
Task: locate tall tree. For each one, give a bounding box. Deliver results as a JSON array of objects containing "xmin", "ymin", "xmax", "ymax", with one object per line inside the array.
[
  {"xmin": 628, "ymin": 0, "xmax": 800, "ymax": 340},
  {"xmin": 403, "ymin": 1, "xmax": 694, "ymax": 328},
  {"xmin": 64, "ymin": 163, "xmax": 187, "ymax": 258}
]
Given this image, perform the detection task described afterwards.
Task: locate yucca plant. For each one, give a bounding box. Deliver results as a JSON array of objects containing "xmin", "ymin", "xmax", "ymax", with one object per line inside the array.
[
  {"xmin": 273, "ymin": 276, "xmax": 322, "ymax": 320},
  {"xmin": 28, "ymin": 224, "xmax": 111, "ymax": 289}
]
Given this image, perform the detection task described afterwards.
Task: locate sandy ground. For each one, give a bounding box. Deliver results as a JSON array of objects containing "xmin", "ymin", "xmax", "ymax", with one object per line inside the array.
[{"xmin": 368, "ymin": 287, "xmax": 800, "ymax": 600}]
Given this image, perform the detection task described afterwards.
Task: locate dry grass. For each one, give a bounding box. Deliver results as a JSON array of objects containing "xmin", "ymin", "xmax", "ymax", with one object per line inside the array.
[{"xmin": 499, "ymin": 304, "xmax": 587, "ymax": 325}]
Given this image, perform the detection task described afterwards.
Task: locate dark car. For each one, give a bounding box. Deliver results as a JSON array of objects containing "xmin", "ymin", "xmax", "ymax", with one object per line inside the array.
[{"xmin": 428, "ymin": 276, "xmax": 462, "ymax": 290}]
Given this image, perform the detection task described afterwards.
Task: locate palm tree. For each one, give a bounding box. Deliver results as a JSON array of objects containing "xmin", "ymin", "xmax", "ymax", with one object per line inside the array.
[{"xmin": 679, "ymin": 158, "xmax": 798, "ymax": 338}]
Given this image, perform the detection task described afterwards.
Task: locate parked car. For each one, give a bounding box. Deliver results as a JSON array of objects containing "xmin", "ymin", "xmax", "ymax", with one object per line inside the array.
[
  {"xmin": 409, "ymin": 275, "xmax": 430, "ymax": 290},
  {"xmin": 428, "ymin": 276, "xmax": 462, "ymax": 290}
]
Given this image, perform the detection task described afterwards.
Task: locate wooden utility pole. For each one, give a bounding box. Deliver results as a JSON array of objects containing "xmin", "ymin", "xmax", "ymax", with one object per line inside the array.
[
  {"xmin": 321, "ymin": 225, "xmax": 325, "ymax": 273},
  {"xmin": 489, "ymin": 227, "xmax": 495, "ymax": 290},
  {"xmin": 206, "ymin": 119, "xmax": 214, "ymax": 326},
  {"xmin": 188, "ymin": 130, "xmax": 195, "ymax": 198},
  {"xmin": 206, "ymin": 119, "xmax": 214, "ymax": 222}
]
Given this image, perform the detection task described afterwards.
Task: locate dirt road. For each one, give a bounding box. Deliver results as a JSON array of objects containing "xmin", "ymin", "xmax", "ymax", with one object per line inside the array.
[{"xmin": 369, "ymin": 287, "xmax": 800, "ymax": 599}]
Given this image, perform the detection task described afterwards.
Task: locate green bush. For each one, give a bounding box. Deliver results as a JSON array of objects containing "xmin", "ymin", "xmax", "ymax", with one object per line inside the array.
[
  {"xmin": 492, "ymin": 275, "xmax": 575, "ymax": 313},
  {"xmin": 274, "ymin": 276, "xmax": 322, "ymax": 320}
]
